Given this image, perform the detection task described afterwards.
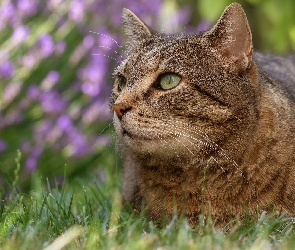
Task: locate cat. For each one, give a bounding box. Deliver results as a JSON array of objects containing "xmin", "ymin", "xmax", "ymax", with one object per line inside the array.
[{"xmin": 110, "ymin": 2, "xmax": 295, "ymax": 226}]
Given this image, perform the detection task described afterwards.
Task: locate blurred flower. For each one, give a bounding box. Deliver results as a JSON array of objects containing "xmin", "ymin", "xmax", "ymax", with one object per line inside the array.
[
  {"xmin": 38, "ymin": 34, "xmax": 55, "ymax": 57},
  {"xmin": 57, "ymin": 115, "xmax": 73, "ymax": 132},
  {"xmin": 95, "ymin": 135, "xmax": 111, "ymax": 147},
  {"xmin": 47, "ymin": 0, "xmax": 63, "ymax": 10},
  {"xmin": 81, "ymin": 82, "xmax": 100, "ymax": 97},
  {"xmin": 26, "ymin": 147, "xmax": 42, "ymax": 172},
  {"xmin": 41, "ymin": 71, "xmax": 60, "ymax": 91},
  {"xmin": 0, "ymin": 0, "xmax": 192, "ymax": 177},
  {"xmin": 17, "ymin": 0, "xmax": 39, "ymax": 17},
  {"xmin": 83, "ymin": 35, "xmax": 94, "ymax": 49},
  {"xmin": 195, "ymin": 20, "xmax": 211, "ymax": 33},
  {"xmin": 22, "ymin": 54, "xmax": 38, "ymax": 69},
  {"xmin": 0, "ymin": 60, "xmax": 14, "ymax": 78},
  {"xmin": 3, "ymin": 81, "xmax": 22, "ymax": 104},
  {"xmin": 82, "ymin": 100, "xmax": 111, "ymax": 124},
  {"xmin": 55, "ymin": 41, "xmax": 67, "ymax": 55},
  {"xmin": 5, "ymin": 110, "xmax": 23, "ymax": 126},
  {"xmin": 12, "ymin": 25, "xmax": 30, "ymax": 44},
  {"xmin": 69, "ymin": 0, "xmax": 85, "ymax": 23},
  {"xmin": 20, "ymin": 140, "xmax": 32, "ymax": 153},
  {"xmin": 0, "ymin": 140, "xmax": 7, "ymax": 152},
  {"xmin": 98, "ymin": 29, "xmax": 115, "ymax": 48},
  {"xmin": 40, "ymin": 91, "xmax": 67, "ymax": 114},
  {"xmin": 27, "ymin": 85, "xmax": 40, "ymax": 100},
  {"xmin": 0, "ymin": 2, "xmax": 15, "ymax": 28},
  {"xmin": 70, "ymin": 44, "xmax": 87, "ymax": 65}
]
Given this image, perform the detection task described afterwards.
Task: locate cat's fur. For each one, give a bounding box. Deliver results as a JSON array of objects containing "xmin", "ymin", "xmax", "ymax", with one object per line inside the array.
[{"xmin": 111, "ymin": 3, "xmax": 295, "ymax": 225}]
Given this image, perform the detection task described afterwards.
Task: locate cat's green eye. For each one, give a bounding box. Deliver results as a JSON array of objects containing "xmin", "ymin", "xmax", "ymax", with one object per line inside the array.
[
  {"xmin": 159, "ymin": 73, "xmax": 181, "ymax": 90},
  {"xmin": 117, "ymin": 75, "xmax": 127, "ymax": 92}
]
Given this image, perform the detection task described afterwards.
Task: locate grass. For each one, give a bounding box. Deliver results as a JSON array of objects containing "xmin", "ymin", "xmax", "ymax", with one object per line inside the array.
[{"xmin": 1, "ymin": 154, "xmax": 295, "ymax": 249}]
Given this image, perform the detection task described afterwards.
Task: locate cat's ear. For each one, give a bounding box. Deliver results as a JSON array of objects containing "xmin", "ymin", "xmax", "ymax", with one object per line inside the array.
[
  {"xmin": 122, "ymin": 8, "xmax": 152, "ymax": 55},
  {"xmin": 207, "ymin": 3, "xmax": 253, "ymax": 71}
]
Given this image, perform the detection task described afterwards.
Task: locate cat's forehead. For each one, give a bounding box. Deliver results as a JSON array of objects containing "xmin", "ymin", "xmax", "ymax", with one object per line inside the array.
[{"xmin": 118, "ymin": 34, "xmax": 204, "ymax": 75}]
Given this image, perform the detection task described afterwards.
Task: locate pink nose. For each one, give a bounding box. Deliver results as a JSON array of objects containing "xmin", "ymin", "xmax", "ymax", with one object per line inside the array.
[{"xmin": 113, "ymin": 103, "xmax": 130, "ymax": 119}]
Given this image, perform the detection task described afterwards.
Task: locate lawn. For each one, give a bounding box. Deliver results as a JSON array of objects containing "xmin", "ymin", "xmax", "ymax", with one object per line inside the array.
[
  {"xmin": 1, "ymin": 0, "xmax": 295, "ymax": 249},
  {"xmin": 1, "ymin": 151, "xmax": 295, "ymax": 250}
]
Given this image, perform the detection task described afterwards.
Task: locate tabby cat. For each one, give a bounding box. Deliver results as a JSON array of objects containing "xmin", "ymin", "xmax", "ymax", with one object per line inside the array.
[{"xmin": 111, "ymin": 2, "xmax": 295, "ymax": 225}]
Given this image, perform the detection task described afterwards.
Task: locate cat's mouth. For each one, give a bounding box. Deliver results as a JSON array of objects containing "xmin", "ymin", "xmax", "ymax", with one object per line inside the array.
[
  {"xmin": 122, "ymin": 127, "xmax": 153, "ymax": 141},
  {"xmin": 122, "ymin": 128, "xmax": 132, "ymax": 137}
]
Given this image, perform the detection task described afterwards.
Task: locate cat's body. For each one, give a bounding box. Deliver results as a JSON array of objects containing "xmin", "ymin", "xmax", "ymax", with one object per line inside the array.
[{"xmin": 111, "ymin": 3, "xmax": 295, "ymax": 225}]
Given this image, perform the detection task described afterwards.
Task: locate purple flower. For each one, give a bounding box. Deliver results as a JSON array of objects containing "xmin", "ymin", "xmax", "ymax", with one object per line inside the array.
[
  {"xmin": 0, "ymin": 60, "xmax": 14, "ymax": 78},
  {"xmin": 20, "ymin": 140, "xmax": 32, "ymax": 153},
  {"xmin": 12, "ymin": 25, "xmax": 30, "ymax": 44},
  {"xmin": 83, "ymin": 35, "xmax": 94, "ymax": 49},
  {"xmin": 27, "ymin": 85, "xmax": 40, "ymax": 100},
  {"xmin": 69, "ymin": 0, "xmax": 85, "ymax": 23},
  {"xmin": 0, "ymin": 140, "xmax": 7, "ymax": 152},
  {"xmin": 98, "ymin": 29, "xmax": 114, "ymax": 48},
  {"xmin": 96, "ymin": 135, "xmax": 111, "ymax": 147},
  {"xmin": 41, "ymin": 71, "xmax": 60, "ymax": 90},
  {"xmin": 82, "ymin": 100, "xmax": 111, "ymax": 124},
  {"xmin": 40, "ymin": 91, "xmax": 67, "ymax": 114},
  {"xmin": 47, "ymin": 0, "xmax": 63, "ymax": 10},
  {"xmin": 55, "ymin": 41, "xmax": 67, "ymax": 55},
  {"xmin": 17, "ymin": 0, "xmax": 39, "ymax": 17},
  {"xmin": 5, "ymin": 111, "xmax": 23, "ymax": 126},
  {"xmin": 57, "ymin": 115, "xmax": 73, "ymax": 131},
  {"xmin": 71, "ymin": 135, "xmax": 92, "ymax": 157},
  {"xmin": 36, "ymin": 120, "xmax": 53, "ymax": 137},
  {"xmin": 26, "ymin": 147, "xmax": 42, "ymax": 172},
  {"xmin": 81, "ymin": 82, "xmax": 100, "ymax": 97},
  {"xmin": 38, "ymin": 34, "xmax": 54, "ymax": 57},
  {"xmin": 3, "ymin": 81, "xmax": 22, "ymax": 104},
  {"xmin": 80, "ymin": 58, "xmax": 106, "ymax": 82},
  {"xmin": 195, "ymin": 20, "xmax": 212, "ymax": 33},
  {"xmin": 0, "ymin": 3, "xmax": 15, "ymax": 28},
  {"xmin": 47, "ymin": 71, "xmax": 60, "ymax": 83},
  {"xmin": 22, "ymin": 54, "xmax": 38, "ymax": 69}
]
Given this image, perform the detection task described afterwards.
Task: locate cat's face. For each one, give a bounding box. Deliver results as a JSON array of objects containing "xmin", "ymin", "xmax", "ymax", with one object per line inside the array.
[{"xmin": 111, "ymin": 4, "xmax": 258, "ymax": 164}]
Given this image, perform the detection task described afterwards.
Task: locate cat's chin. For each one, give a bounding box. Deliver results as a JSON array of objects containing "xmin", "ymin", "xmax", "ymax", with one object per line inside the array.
[{"xmin": 121, "ymin": 130, "xmax": 201, "ymax": 160}]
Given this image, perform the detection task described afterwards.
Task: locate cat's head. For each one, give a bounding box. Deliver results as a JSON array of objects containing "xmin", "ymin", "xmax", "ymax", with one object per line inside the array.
[{"xmin": 111, "ymin": 3, "xmax": 259, "ymax": 164}]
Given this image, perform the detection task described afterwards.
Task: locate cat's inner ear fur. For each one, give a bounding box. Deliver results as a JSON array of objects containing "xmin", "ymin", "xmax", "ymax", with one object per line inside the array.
[
  {"xmin": 122, "ymin": 8, "xmax": 152, "ymax": 56},
  {"xmin": 206, "ymin": 3, "xmax": 253, "ymax": 71}
]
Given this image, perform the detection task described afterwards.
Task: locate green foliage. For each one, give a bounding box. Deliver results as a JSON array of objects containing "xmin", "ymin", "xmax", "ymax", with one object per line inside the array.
[
  {"xmin": 1, "ymin": 0, "xmax": 295, "ymax": 248},
  {"xmin": 177, "ymin": 0, "xmax": 295, "ymax": 53},
  {"xmin": 1, "ymin": 166, "xmax": 295, "ymax": 249}
]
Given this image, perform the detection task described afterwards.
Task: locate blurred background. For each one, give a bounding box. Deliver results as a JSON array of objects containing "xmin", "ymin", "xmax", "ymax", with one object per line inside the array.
[{"xmin": 0, "ymin": 0, "xmax": 294, "ymax": 191}]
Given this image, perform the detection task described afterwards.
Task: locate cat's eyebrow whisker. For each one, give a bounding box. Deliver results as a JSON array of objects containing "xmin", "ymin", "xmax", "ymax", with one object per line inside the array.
[
  {"xmin": 89, "ymin": 30, "xmax": 124, "ymax": 49},
  {"xmin": 92, "ymin": 53, "xmax": 121, "ymax": 64},
  {"xmin": 97, "ymin": 46, "xmax": 125, "ymax": 60}
]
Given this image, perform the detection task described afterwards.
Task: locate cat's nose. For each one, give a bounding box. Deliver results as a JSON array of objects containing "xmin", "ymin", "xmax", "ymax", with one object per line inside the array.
[{"xmin": 113, "ymin": 103, "xmax": 131, "ymax": 119}]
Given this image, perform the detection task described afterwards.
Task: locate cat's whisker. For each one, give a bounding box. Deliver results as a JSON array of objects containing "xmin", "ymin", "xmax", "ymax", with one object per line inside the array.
[
  {"xmin": 159, "ymin": 118, "xmax": 212, "ymax": 141},
  {"xmin": 159, "ymin": 119, "xmax": 241, "ymax": 169},
  {"xmin": 89, "ymin": 30, "xmax": 124, "ymax": 49},
  {"xmin": 156, "ymin": 133, "xmax": 180, "ymax": 159},
  {"xmin": 97, "ymin": 46, "xmax": 125, "ymax": 60},
  {"xmin": 166, "ymin": 131, "xmax": 195, "ymax": 156},
  {"xmin": 95, "ymin": 121, "xmax": 113, "ymax": 142},
  {"xmin": 92, "ymin": 53, "xmax": 121, "ymax": 64},
  {"xmin": 148, "ymin": 119, "xmax": 241, "ymax": 173},
  {"xmin": 233, "ymin": 114, "xmax": 242, "ymax": 122}
]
